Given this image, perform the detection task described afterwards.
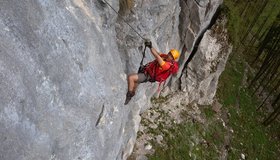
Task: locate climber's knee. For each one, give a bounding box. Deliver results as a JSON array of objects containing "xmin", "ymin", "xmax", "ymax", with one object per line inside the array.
[{"xmin": 128, "ymin": 73, "xmax": 138, "ymax": 83}]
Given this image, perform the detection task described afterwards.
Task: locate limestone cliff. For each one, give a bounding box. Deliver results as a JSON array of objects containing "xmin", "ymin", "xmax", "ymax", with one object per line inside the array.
[{"xmin": 0, "ymin": 0, "xmax": 223, "ymax": 160}]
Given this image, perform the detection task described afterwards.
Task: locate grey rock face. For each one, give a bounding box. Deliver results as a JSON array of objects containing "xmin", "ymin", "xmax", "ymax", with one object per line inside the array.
[
  {"xmin": 1, "ymin": 1, "xmax": 127, "ymax": 160},
  {"xmin": 131, "ymin": 15, "xmax": 230, "ymax": 159},
  {"xmin": 176, "ymin": 0, "xmax": 223, "ymax": 72},
  {"xmin": 0, "ymin": 0, "xmax": 224, "ymax": 160},
  {"xmin": 180, "ymin": 16, "xmax": 231, "ymax": 105},
  {"xmin": 179, "ymin": 0, "xmax": 223, "ymax": 51}
]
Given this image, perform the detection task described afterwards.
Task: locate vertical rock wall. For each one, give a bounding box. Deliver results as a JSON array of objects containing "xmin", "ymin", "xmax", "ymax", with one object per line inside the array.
[
  {"xmin": 180, "ymin": 16, "xmax": 232, "ymax": 105},
  {"xmin": 0, "ymin": 0, "xmax": 225, "ymax": 160},
  {"xmin": 0, "ymin": 1, "xmax": 128, "ymax": 159},
  {"xmin": 115, "ymin": 1, "xmax": 182, "ymax": 158}
]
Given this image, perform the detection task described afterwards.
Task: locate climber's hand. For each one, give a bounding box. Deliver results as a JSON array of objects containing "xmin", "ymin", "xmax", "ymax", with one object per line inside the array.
[{"xmin": 145, "ymin": 41, "xmax": 152, "ymax": 49}]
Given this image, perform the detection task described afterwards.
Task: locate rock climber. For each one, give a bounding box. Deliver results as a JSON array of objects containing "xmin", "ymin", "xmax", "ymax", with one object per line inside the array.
[{"xmin": 124, "ymin": 41, "xmax": 180, "ymax": 105}]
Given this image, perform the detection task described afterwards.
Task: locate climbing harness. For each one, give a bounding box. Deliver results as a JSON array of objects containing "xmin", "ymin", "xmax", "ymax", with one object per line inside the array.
[
  {"xmin": 102, "ymin": 0, "xmax": 146, "ymax": 41},
  {"xmin": 140, "ymin": 54, "xmax": 179, "ymax": 92}
]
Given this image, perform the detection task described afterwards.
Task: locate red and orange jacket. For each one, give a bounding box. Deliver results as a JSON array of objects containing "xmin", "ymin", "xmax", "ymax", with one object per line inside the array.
[{"xmin": 144, "ymin": 54, "xmax": 179, "ymax": 82}]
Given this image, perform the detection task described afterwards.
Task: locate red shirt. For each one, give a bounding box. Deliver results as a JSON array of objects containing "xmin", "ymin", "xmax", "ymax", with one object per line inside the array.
[{"xmin": 144, "ymin": 54, "xmax": 179, "ymax": 82}]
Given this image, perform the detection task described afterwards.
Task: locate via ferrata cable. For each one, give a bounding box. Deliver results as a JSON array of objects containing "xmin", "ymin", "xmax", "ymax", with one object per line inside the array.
[{"xmin": 102, "ymin": 0, "xmax": 146, "ymax": 41}]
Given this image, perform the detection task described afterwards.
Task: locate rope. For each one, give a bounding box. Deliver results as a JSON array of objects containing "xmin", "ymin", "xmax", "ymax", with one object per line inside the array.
[{"xmin": 102, "ymin": 0, "xmax": 146, "ymax": 41}]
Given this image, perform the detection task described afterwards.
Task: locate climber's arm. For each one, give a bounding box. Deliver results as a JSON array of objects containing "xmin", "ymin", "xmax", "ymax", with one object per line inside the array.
[
  {"xmin": 145, "ymin": 41, "xmax": 165, "ymax": 66},
  {"xmin": 150, "ymin": 48, "xmax": 165, "ymax": 66}
]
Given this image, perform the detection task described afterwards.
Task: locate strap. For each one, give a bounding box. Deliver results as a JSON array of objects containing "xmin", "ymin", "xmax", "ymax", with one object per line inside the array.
[
  {"xmin": 157, "ymin": 81, "xmax": 163, "ymax": 93},
  {"xmin": 157, "ymin": 81, "xmax": 166, "ymax": 94},
  {"xmin": 140, "ymin": 45, "xmax": 147, "ymax": 66},
  {"xmin": 138, "ymin": 45, "xmax": 147, "ymax": 73},
  {"xmin": 157, "ymin": 80, "xmax": 167, "ymax": 93},
  {"xmin": 154, "ymin": 61, "xmax": 175, "ymax": 81}
]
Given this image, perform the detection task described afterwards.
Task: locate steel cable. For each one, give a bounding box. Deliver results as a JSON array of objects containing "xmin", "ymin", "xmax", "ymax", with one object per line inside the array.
[{"xmin": 102, "ymin": 0, "xmax": 146, "ymax": 41}]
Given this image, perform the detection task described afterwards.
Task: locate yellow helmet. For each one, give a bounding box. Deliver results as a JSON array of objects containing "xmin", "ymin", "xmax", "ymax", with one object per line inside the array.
[{"xmin": 169, "ymin": 49, "xmax": 180, "ymax": 60}]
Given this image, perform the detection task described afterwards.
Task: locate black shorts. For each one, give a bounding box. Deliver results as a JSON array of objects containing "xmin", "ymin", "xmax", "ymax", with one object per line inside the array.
[{"xmin": 137, "ymin": 73, "xmax": 151, "ymax": 83}]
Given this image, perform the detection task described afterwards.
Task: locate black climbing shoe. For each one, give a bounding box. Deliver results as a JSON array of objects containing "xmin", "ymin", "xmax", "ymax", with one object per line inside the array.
[{"xmin": 124, "ymin": 91, "xmax": 135, "ymax": 105}]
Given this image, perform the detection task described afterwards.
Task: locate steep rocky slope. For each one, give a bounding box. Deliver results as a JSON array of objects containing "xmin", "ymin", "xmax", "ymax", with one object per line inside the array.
[
  {"xmin": 0, "ymin": 0, "xmax": 223, "ymax": 159},
  {"xmin": 130, "ymin": 15, "xmax": 232, "ymax": 159}
]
